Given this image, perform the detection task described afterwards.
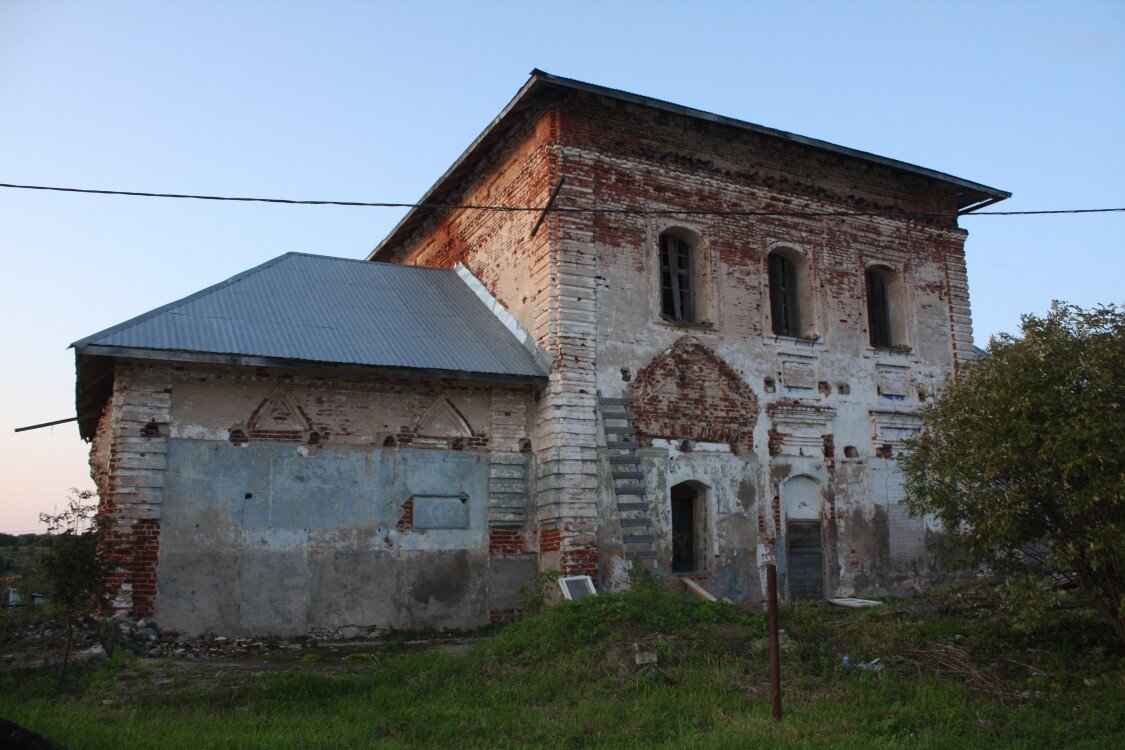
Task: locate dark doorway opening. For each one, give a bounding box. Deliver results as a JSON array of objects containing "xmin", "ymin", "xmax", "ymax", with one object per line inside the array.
[
  {"xmin": 787, "ymin": 520, "xmax": 824, "ymax": 600},
  {"xmin": 671, "ymin": 483, "xmax": 698, "ymax": 573}
]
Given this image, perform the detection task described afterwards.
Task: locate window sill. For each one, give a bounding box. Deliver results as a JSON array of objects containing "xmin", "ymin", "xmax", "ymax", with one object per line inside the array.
[
  {"xmin": 655, "ymin": 317, "xmax": 716, "ymax": 332},
  {"xmin": 867, "ymin": 345, "xmax": 914, "ymax": 356},
  {"xmin": 762, "ymin": 335, "xmax": 827, "ymax": 353}
]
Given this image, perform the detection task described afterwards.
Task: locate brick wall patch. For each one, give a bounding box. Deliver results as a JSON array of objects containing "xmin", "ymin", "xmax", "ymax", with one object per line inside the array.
[{"xmin": 627, "ymin": 336, "xmax": 758, "ymax": 453}]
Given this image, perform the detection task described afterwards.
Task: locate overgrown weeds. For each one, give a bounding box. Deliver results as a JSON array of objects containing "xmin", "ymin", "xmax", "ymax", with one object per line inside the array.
[{"xmin": 1, "ymin": 578, "xmax": 1121, "ymax": 749}]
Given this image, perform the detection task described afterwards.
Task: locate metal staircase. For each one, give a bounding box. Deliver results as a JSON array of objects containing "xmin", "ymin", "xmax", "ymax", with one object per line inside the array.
[{"xmin": 598, "ymin": 393, "xmax": 659, "ymax": 565}]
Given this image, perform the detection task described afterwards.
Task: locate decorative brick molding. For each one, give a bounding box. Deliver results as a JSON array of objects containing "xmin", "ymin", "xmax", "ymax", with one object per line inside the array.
[
  {"xmin": 766, "ymin": 402, "xmax": 836, "ymax": 458},
  {"xmin": 487, "ymin": 387, "xmax": 533, "ymax": 530},
  {"xmin": 247, "ymin": 387, "xmax": 312, "ymax": 442},
  {"xmin": 628, "ymin": 336, "xmax": 759, "ymax": 453},
  {"xmin": 92, "ymin": 362, "xmax": 171, "ymax": 619}
]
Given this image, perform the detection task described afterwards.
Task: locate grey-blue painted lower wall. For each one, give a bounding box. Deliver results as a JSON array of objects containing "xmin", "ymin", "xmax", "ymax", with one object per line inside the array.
[{"xmin": 155, "ymin": 440, "xmax": 493, "ymax": 635}]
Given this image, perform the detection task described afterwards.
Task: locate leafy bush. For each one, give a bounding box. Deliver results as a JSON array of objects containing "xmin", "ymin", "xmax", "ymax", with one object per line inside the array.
[{"xmin": 902, "ymin": 303, "xmax": 1124, "ymax": 642}]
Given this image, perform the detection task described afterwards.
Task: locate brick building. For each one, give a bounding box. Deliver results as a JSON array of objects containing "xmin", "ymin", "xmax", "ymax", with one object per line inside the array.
[{"xmin": 74, "ymin": 71, "xmax": 1008, "ymax": 635}]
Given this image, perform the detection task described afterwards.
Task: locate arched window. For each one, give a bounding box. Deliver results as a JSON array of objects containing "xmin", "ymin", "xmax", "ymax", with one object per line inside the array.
[
  {"xmin": 865, "ymin": 265, "xmax": 907, "ymax": 349},
  {"xmin": 768, "ymin": 251, "xmax": 801, "ymax": 337},
  {"xmin": 659, "ymin": 232, "xmax": 696, "ymax": 323}
]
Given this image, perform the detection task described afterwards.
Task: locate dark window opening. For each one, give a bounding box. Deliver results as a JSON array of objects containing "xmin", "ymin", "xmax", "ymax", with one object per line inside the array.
[
  {"xmin": 787, "ymin": 519, "xmax": 824, "ymax": 600},
  {"xmin": 671, "ymin": 483, "xmax": 699, "ymax": 572},
  {"xmin": 768, "ymin": 252, "xmax": 801, "ymax": 337},
  {"xmin": 866, "ymin": 269, "xmax": 892, "ymax": 348},
  {"xmin": 659, "ymin": 233, "xmax": 695, "ymax": 323}
]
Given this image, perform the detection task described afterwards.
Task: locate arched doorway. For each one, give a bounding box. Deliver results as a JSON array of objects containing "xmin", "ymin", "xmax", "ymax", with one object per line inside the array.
[{"xmin": 780, "ymin": 475, "xmax": 824, "ymax": 600}]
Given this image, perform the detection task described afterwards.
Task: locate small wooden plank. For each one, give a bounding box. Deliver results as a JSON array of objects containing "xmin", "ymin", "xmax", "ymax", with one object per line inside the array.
[
  {"xmin": 612, "ymin": 470, "xmax": 643, "ymax": 480},
  {"xmin": 614, "ymin": 486, "xmax": 645, "ymax": 496},
  {"xmin": 607, "ymin": 441, "xmax": 640, "ymax": 450},
  {"xmin": 617, "ymin": 502, "xmax": 649, "ymax": 513},
  {"xmin": 682, "ymin": 578, "xmax": 717, "ymax": 602},
  {"xmin": 609, "ymin": 455, "xmax": 641, "ymax": 465},
  {"xmin": 826, "ymin": 598, "xmax": 884, "ymax": 609},
  {"xmin": 599, "ymin": 397, "xmax": 631, "ymax": 406},
  {"xmin": 529, "ymin": 177, "xmax": 565, "ymax": 238},
  {"xmin": 620, "ymin": 518, "xmax": 652, "ymax": 528}
]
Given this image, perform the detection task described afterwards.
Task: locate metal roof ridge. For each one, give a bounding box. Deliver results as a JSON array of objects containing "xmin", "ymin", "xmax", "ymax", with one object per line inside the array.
[
  {"xmin": 287, "ymin": 251, "xmax": 457, "ymax": 271},
  {"xmin": 454, "ymin": 263, "xmax": 553, "ymax": 376}
]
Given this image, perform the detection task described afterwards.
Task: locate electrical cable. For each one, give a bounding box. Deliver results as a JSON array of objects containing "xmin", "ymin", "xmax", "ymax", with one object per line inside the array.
[{"xmin": 1, "ymin": 182, "xmax": 1122, "ymax": 218}]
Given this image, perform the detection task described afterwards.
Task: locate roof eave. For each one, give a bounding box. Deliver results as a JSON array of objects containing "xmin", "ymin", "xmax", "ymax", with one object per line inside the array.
[{"xmin": 74, "ymin": 344, "xmax": 549, "ymax": 386}]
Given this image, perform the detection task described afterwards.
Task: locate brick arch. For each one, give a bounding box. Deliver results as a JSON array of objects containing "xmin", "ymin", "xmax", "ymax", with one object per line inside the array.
[{"xmin": 626, "ymin": 336, "xmax": 758, "ymax": 453}]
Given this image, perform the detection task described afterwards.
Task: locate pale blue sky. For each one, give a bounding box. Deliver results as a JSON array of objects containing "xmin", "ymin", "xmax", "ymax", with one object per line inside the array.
[{"xmin": 1, "ymin": 1, "xmax": 1122, "ymax": 531}]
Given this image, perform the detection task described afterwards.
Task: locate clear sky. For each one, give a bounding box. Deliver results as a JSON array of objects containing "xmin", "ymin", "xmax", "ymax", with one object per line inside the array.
[{"xmin": 1, "ymin": 1, "xmax": 1122, "ymax": 532}]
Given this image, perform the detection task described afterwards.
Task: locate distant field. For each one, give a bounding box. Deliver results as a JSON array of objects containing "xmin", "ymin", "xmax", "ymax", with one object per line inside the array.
[
  {"xmin": 1, "ymin": 580, "xmax": 1121, "ymax": 749},
  {"xmin": 0, "ymin": 534, "xmax": 48, "ymax": 602}
]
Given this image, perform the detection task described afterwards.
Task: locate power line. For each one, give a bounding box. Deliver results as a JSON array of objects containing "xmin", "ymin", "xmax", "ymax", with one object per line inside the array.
[{"xmin": 1, "ymin": 181, "xmax": 1122, "ymax": 218}]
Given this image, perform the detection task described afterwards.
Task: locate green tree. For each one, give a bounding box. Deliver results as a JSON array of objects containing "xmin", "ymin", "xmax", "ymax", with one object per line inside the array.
[
  {"xmin": 902, "ymin": 302, "xmax": 1124, "ymax": 643},
  {"xmin": 39, "ymin": 489, "xmax": 108, "ymax": 681}
]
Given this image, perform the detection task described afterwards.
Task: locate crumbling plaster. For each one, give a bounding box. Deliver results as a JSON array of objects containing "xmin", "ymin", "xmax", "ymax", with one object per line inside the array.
[
  {"xmin": 567, "ymin": 93, "xmax": 966, "ymax": 599},
  {"xmin": 91, "ymin": 359, "xmax": 541, "ymax": 633}
]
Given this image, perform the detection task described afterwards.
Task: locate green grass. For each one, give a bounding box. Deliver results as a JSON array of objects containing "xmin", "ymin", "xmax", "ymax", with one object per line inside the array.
[{"xmin": 2, "ymin": 580, "xmax": 1122, "ymax": 749}]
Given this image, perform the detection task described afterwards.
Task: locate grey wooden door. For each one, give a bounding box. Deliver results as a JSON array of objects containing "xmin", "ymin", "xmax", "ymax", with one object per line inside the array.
[{"xmin": 787, "ymin": 520, "xmax": 824, "ymax": 600}]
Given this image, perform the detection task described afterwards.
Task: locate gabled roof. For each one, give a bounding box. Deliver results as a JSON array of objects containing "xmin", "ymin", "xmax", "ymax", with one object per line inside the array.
[
  {"xmin": 73, "ymin": 252, "xmax": 548, "ymax": 380},
  {"xmin": 370, "ymin": 69, "xmax": 1010, "ymax": 260}
]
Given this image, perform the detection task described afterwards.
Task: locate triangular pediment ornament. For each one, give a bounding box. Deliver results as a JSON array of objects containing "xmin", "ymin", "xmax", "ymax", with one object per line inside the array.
[
  {"xmin": 248, "ymin": 387, "xmax": 311, "ymax": 433},
  {"xmin": 416, "ymin": 398, "xmax": 473, "ymax": 438}
]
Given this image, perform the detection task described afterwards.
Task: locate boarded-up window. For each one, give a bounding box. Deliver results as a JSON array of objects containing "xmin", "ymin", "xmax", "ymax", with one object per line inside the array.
[
  {"xmin": 660, "ymin": 233, "xmax": 695, "ymax": 323},
  {"xmin": 887, "ymin": 504, "xmax": 926, "ymax": 561},
  {"xmin": 411, "ymin": 494, "xmax": 470, "ymax": 529},
  {"xmin": 769, "ymin": 252, "xmax": 801, "ymax": 337}
]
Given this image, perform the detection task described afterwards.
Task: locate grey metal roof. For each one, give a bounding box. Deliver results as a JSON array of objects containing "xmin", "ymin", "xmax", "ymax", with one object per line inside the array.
[
  {"xmin": 370, "ymin": 69, "xmax": 1010, "ymax": 260},
  {"xmin": 72, "ymin": 252, "xmax": 548, "ymax": 379}
]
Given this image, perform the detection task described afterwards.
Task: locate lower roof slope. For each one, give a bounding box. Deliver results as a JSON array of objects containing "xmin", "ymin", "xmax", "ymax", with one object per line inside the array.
[{"xmin": 72, "ymin": 252, "xmax": 547, "ymax": 380}]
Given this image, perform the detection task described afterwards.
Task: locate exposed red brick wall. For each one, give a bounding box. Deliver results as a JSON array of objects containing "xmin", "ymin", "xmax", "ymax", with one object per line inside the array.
[
  {"xmin": 88, "ymin": 362, "xmax": 171, "ymax": 620},
  {"xmin": 396, "ymin": 499, "xmax": 413, "ymax": 532},
  {"xmin": 561, "ymin": 539, "xmax": 598, "ymax": 576},
  {"xmin": 104, "ymin": 519, "xmax": 161, "ymax": 619},
  {"xmin": 627, "ymin": 336, "xmax": 759, "ymax": 453},
  {"xmin": 489, "ymin": 529, "xmax": 527, "ymax": 555},
  {"xmin": 538, "ymin": 528, "xmax": 561, "ymax": 553},
  {"xmin": 565, "ymin": 89, "xmax": 970, "ymax": 377},
  {"xmin": 558, "ymin": 92, "xmax": 962, "ymax": 226}
]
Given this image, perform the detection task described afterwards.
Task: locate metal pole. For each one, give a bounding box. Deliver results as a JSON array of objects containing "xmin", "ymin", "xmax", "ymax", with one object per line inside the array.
[{"xmin": 766, "ymin": 562, "xmax": 782, "ymax": 721}]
